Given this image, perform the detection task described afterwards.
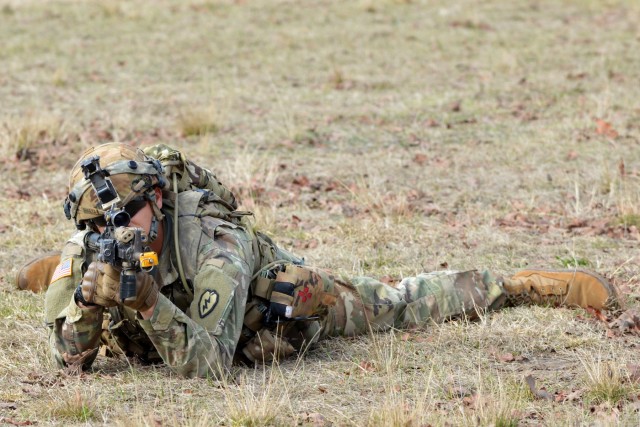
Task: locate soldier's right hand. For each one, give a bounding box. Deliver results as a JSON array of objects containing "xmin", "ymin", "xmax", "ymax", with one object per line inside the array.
[{"xmin": 78, "ymin": 262, "xmax": 121, "ymax": 307}]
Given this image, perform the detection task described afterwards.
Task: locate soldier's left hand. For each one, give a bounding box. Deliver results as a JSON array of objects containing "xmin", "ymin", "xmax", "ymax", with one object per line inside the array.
[
  {"xmin": 122, "ymin": 272, "xmax": 160, "ymax": 313},
  {"xmin": 78, "ymin": 261, "xmax": 122, "ymax": 307}
]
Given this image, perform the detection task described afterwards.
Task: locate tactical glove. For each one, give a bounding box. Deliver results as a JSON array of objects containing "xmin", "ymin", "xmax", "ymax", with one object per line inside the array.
[
  {"xmin": 78, "ymin": 262, "xmax": 121, "ymax": 307},
  {"xmin": 123, "ymin": 271, "xmax": 159, "ymax": 313}
]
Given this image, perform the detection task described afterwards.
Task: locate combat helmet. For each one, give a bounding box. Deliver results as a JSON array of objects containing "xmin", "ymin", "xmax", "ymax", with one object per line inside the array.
[{"xmin": 64, "ymin": 143, "xmax": 167, "ymax": 239}]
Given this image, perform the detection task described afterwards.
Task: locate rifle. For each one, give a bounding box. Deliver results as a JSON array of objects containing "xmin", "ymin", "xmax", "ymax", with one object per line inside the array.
[{"xmin": 80, "ymin": 156, "xmax": 158, "ymax": 303}]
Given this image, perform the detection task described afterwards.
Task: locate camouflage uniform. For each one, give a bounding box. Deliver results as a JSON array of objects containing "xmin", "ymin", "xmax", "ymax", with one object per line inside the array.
[
  {"xmin": 45, "ymin": 186, "xmax": 509, "ymax": 378},
  {"xmin": 42, "ymin": 142, "xmax": 617, "ymax": 378}
]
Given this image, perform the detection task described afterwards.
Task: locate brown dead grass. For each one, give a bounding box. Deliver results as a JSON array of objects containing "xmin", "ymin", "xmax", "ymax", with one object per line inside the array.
[{"xmin": 1, "ymin": 0, "xmax": 640, "ymax": 425}]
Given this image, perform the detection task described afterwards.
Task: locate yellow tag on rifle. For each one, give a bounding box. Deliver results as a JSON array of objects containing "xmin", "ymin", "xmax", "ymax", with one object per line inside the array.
[{"xmin": 139, "ymin": 252, "xmax": 158, "ymax": 268}]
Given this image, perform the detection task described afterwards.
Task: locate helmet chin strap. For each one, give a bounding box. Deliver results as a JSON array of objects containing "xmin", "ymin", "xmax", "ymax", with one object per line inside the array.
[{"xmin": 144, "ymin": 189, "xmax": 165, "ymax": 243}]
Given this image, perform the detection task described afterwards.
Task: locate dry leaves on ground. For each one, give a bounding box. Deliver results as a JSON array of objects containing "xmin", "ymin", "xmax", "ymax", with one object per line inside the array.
[
  {"xmin": 608, "ymin": 309, "xmax": 640, "ymax": 335},
  {"xmin": 595, "ymin": 119, "xmax": 619, "ymax": 139}
]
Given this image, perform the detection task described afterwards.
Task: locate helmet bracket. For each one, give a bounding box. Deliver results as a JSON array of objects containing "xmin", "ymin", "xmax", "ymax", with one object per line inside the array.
[{"xmin": 80, "ymin": 155, "xmax": 122, "ymax": 210}]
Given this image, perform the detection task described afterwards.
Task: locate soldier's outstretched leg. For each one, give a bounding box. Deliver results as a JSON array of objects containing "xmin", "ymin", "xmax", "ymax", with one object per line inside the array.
[
  {"xmin": 320, "ymin": 269, "xmax": 506, "ymax": 338},
  {"xmin": 319, "ymin": 268, "xmax": 617, "ymax": 339}
]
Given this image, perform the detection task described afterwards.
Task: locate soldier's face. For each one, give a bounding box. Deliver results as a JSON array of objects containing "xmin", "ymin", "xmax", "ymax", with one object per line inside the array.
[{"xmin": 127, "ymin": 201, "xmax": 155, "ymax": 235}]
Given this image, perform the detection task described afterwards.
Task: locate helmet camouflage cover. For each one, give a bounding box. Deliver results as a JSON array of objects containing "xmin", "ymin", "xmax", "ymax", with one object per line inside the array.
[{"xmin": 64, "ymin": 142, "xmax": 166, "ymax": 227}]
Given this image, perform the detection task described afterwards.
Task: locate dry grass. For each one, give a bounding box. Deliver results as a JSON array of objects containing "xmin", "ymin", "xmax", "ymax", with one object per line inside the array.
[
  {"xmin": 579, "ymin": 350, "xmax": 637, "ymax": 406},
  {"xmin": 1, "ymin": 115, "xmax": 67, "ymax": 154},
  {"xmin": 1, "ymin": 0, "xmax": 640, "ymax": 425},
  {"xmin": 177, "ymin": 105, "xmax": 221, "ymax": 137},
  {"xmin": 46, "ymin": 389, "xmax": 99, "ymax": 423}
]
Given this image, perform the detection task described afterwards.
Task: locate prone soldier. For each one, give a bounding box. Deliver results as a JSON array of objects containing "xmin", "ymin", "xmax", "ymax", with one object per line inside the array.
[{"xmin": 17, "ymin": 142, "xmax": 618, "ymax": 378}]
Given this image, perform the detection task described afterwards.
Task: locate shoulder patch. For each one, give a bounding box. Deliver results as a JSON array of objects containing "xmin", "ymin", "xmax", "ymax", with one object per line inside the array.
[
  {"xmin": 204, "ymin": 258, "xmax": 225, "ymax": 269},
  {"xmin": 50, "ymin": 258, "xmax": 73, "ymax": 284},
  {"xmin": 198, "ymin": 289, "xmax": 219, "ymax": 318}
]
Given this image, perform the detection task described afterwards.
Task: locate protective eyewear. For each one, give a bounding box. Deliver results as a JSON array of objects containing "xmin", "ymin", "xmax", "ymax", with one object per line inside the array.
[{"xmin": 86, "ymin": 198, "xmax": 149, "ymax": 229}]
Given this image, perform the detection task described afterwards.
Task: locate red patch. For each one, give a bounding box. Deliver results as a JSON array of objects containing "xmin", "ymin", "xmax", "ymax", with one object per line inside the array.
[{"xmin": 299, "ymin": 286, "xmax": 312, "ymax": 303}]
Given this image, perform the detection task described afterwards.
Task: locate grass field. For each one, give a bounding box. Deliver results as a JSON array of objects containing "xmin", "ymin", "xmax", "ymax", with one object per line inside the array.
[{"xmin": 1, "ymin": 0, "xmax": 640, "ymax": 425}]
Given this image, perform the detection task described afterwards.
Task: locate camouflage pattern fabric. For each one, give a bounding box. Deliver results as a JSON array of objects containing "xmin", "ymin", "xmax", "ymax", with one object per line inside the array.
[
  {"xmin": 263, "ymin": 267, "xmax": 508, "ymax": 352},
  {"xmin": 320, "ymin": 269, "xmax": 507, "ymax": 339},
  {"xmin": 46, "ymin": 190, "xmax": 510, "ymax": 378},
  {"xmin": 142, "ymin": 144, "xmax": 238, "ymax": 210},
  {"xmin": 46, "ymin": 189, "xmax": 257, "ymax": 378}
]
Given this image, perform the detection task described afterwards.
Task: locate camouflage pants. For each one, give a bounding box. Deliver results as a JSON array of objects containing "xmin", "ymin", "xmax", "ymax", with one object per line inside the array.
[{"xmin": 319, "ymin": 270, "xmax": 508, "ymax": 338}]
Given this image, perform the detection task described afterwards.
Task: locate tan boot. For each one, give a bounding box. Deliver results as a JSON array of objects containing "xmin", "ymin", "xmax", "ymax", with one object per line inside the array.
[
  {"xmin": 502, "ymin": 269, "xmax": 617, "ymax": 310},
  {"xmin": 15, "ymin": 251, "xmax": 61, "ymax": 293}
]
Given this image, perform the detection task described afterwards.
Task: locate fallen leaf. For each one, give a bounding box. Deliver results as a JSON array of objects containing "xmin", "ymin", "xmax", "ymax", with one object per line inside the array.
[
  {"xmin": 524, "ymin": 375, "xmax": 554, "ymax": 401},
  {"xmin": 292, "ymin": 175, "xmax": 310, "ymax": 187},
  {"xmin": 585, "ymin": 306, "xmax": 608, "ymax": 323},
  {"xmin": 0, "ymin": 418, "xmax": 35, "ymax": 426},
  {"xmin": 567, "ymin": 72, "xmax": 588, "ymax": 80},
  {"xmin": 566, "ymin": 151, "xmax": 578, "ymax": 161},
  {"xmin": 462, "ymin": 393, "xmax": 481, "ymax": 409},
  {"xmin": 412, "ymin": 153, "xmax": 428, "ymax": 165},
  {"xmin": 555, "ymin": 390, "xmax": 567, "ymax": 402},
  {"xmin": 595, "ymin": 119, "xmax": 618, "ymax": 139},
  {"xmin": 498, "ymin": 353, "xmax": 515, "ymax": 363},
  {"xmin": 300, "ymin": 412, "xmax": 329, "ymax": 427},
  {"xmin": 359, "ymin": 361, "xmax": 375, "ymax": 372}
]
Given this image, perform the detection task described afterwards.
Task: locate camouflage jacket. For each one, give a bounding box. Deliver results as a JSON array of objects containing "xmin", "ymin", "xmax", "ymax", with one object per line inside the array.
[{"xmin": 45, "ymin": 189, "xmax": 286, "ymax": 378}]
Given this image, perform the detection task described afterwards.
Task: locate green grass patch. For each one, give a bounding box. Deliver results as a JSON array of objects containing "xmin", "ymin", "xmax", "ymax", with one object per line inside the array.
[
  {"xmin": 556, "ymin": 256, "xmax": 591, "ymax": 268},
  {"xmin": 616, "ymin": 213, "xmax": 640, "ymax": 228}
]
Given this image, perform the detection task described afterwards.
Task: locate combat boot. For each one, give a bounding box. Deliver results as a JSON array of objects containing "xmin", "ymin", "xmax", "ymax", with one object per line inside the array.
[
  {"xmin": 15, "ymin": 251, "xmax": 61, "ymax": 293},
  {"xmin": 502, "ymin": 269, "xmax": 617, "ymax": 310}
]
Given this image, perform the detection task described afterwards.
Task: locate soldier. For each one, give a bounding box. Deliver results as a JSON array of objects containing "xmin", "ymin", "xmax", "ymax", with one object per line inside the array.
[{"xmin": 19, "ymin": 142, "xmax": 617, "ymax": 378}]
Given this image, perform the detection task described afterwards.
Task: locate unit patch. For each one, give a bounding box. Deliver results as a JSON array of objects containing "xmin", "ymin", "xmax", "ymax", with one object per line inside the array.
[
  {"xmin": 50, "ymin": 258, "xmax": 73, "ymax": 284},
  {"xmin": 198, "ymin": 289, "xmax": 219, "ymax": 318}
]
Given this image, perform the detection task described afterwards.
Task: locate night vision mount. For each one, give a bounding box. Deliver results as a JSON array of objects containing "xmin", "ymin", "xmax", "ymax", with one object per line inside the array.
[
  {"xmin": 81, "ymin": 155, "xmax": 121, "ymax": 210},
  {"xmin": 80, "ymin": 155, "xmax": 131, "ymax": 228}
]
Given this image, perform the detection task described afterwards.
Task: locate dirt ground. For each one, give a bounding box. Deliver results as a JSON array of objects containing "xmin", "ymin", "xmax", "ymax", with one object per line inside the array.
[{"xmin": 0, "ymin": 0, "xmax": 639, "ymax": 425}]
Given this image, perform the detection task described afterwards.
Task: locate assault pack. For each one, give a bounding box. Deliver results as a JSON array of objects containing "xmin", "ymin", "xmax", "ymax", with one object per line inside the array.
[
  {"xmin": 143, "ymin": 144, "xmax": 238, "ymax": 210},
  {"xmin": 141, "ymin": 144, "xmax": 337, "ymax": 363}
]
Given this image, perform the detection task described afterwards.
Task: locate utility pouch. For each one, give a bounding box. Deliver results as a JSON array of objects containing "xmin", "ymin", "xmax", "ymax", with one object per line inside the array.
[{"xmin": 268, "ymin": 265, "xmax": 337, "ymax": 320}]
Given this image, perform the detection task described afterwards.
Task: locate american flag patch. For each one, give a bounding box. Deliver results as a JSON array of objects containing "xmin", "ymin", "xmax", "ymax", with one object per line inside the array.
[{"xmin": 50, "ymin": 258, "xmax": 73, "ymax": 284}]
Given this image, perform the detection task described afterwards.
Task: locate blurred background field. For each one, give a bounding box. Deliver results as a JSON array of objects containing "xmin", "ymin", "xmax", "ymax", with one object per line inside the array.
[{"xmin": 0, "ymin": 0, "xmax": 639, "ymax": 425}]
